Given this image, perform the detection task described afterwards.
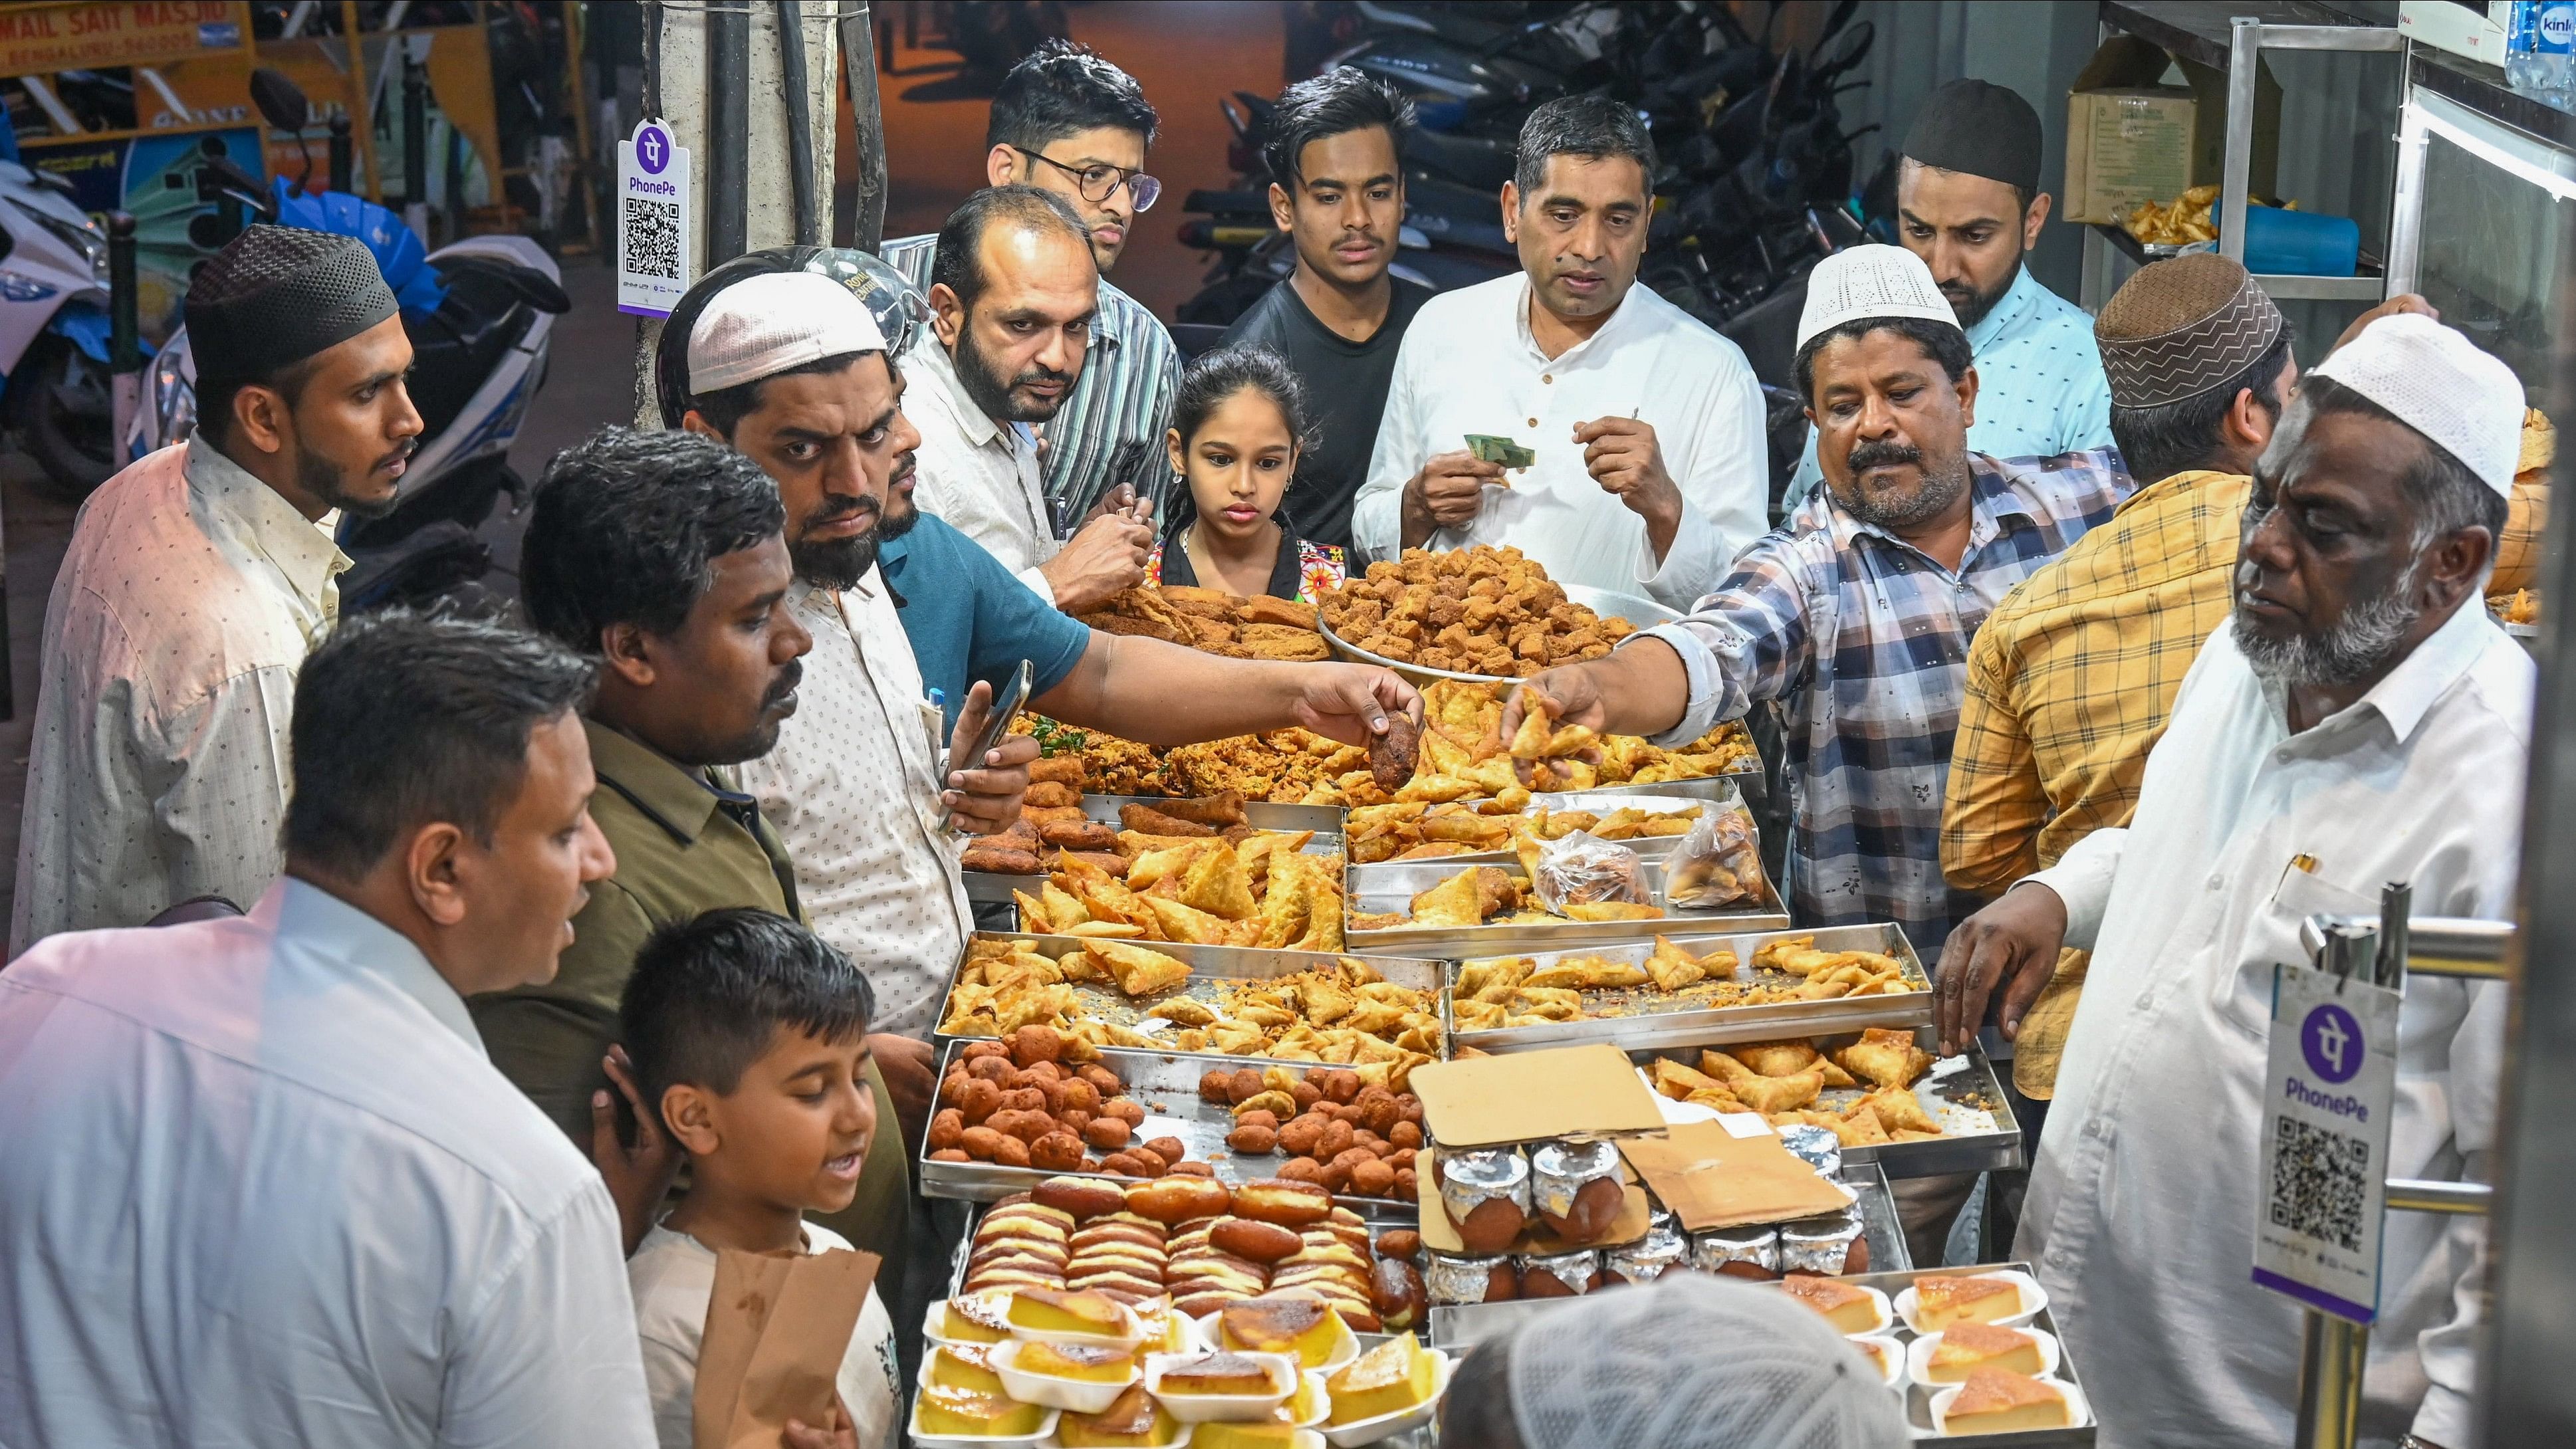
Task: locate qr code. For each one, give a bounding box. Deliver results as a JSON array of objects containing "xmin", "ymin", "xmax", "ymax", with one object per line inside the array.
[
  {"xmin": 2270, "ymin": 1115, "xmax": 2370, "ymax": 1253},
  {"xmin": 623, "ymin": 198, "xmax": 681, "ymax": 280}
]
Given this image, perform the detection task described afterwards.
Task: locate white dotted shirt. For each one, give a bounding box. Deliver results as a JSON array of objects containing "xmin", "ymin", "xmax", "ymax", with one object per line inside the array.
[
  {"xmin": 739, "ymin": 575, "xmax": 975, "ymax": 1038},
  {"xmin": 11, "ymin": 437, "xmax": 348, "ymax": 954}
]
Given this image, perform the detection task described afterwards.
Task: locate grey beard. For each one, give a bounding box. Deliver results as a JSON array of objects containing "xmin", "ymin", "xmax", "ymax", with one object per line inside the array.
[{"xmin": 2236, "ymin": 570, "xmax": 2424, "ymax": 687}]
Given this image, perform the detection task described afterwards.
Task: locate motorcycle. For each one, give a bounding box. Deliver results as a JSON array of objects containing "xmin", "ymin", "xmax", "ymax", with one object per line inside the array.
[
  {"xmin": 128, "ymin": 68, "xmax": 569, "ymax": 612},
  {"xmin": 0, "ymin": 153, "xmax": 119, "ymax": 499}
]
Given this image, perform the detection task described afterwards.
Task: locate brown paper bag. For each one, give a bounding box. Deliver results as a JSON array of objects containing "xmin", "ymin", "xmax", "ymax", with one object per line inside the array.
[{"xmin": 692, "ymin": 1246, "xmax": 881, "ymax": 1449}]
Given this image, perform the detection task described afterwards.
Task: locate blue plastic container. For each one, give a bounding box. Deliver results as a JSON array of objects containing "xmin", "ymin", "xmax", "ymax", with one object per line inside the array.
[{"xmin": 2237, "ymin": 203, "xmax": 2361, "ymax": 277}]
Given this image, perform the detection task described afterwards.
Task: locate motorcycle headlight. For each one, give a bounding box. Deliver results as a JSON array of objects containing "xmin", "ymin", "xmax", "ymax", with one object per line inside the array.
[
  {"xmin": 153, "ymin": 348, "xmax": 197, "ymax": 442},
  {"xmin": 13, "ymin": 201, "xmax": 107, "ymax": 280}
]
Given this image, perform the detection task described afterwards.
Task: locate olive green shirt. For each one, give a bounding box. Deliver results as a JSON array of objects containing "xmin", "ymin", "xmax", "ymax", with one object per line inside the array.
[{"xmin": 469, "ymin": 718, "xmax": 909, "ymax": 1268}]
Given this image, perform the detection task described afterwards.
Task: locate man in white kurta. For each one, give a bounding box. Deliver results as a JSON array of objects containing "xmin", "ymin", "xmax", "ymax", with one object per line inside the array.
[{"xmin": 1940, "ymin": 314, "xmax": 2530, "ymax": 1449}]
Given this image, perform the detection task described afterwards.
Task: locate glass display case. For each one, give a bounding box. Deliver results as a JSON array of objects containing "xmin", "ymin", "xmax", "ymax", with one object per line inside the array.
[{"xmin": 2389, "ymin": 49, "xmax": 2576, "ymax": 398}]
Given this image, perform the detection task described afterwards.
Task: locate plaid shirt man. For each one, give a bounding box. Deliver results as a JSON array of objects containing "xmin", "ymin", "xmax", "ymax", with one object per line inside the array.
[
  {"xmin": 881, "ymin": 233, "xmax": 1181, "ymax": 526},
  {"xmin": 1632, "ymin": 449, "xmax": 2132, "ymax": 955}
]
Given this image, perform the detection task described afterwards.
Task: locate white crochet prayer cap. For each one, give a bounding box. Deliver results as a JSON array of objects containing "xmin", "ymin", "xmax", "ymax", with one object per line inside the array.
[
  {"xmin": 2307, "ymin": 312, "xmax": 2522, "ymax": 498},
  {"xmin": 1796, "ymin": 244, "xmax": 1962, "ymax": 352},
  {"xmin": 1504, "ymin": 1274, "xmax": 1911, "ymax": 1449},
  {"xmin": 687, "ymin": 271, "xmax": 887, "ymax": 393}
]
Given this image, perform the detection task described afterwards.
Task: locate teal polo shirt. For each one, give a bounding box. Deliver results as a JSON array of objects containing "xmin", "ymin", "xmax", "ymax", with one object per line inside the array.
[{"xmin": 882, "ymin": 512, "xmax": 1092, "ymax": 732}]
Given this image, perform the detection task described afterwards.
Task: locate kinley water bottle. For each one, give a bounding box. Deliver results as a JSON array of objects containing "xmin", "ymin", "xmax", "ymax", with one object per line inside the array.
[{"xmin": 2509, "ymin": 0, "xmax": 2576, "ymax": 104}]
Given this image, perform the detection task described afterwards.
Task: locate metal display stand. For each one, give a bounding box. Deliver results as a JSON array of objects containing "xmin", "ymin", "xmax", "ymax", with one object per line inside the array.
[{"xmin": 2081, "ymin": 2, "xmax": 2400, "ymax": 310}]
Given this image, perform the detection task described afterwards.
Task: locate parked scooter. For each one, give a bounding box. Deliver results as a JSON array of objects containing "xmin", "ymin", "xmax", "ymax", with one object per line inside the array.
[
  {"xmin": 128, "ymin": 69, "xmax": 568, "ymax": 611},
  {"xmin": 0, "ymin": 154, "xmax": 118, "ymax": 498}
]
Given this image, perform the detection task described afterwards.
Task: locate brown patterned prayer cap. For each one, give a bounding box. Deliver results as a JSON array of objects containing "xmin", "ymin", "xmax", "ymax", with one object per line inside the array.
[{"xmin": 2094, "ymin": 254, "xmax": 2285, "ymax": 408}]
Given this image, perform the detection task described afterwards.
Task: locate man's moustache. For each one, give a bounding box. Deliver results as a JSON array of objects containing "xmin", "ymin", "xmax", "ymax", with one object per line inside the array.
[
  {"xmin": 1847, "ymin": 439, "xmax": 1924, "ymax": 473},
  {"xmin": 763, "ymin": 659, "xmax": 804, "ymax": 707}
]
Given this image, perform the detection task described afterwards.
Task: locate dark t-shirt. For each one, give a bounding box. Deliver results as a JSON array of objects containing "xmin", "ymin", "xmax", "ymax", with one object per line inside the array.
[
  {"xmin": 1219, "ymin": 275, "xmax": 1433, "ymax": 549},
  {"xmin": 881, "ymin": 513, "xmax": 1092, "ymax": 734}
]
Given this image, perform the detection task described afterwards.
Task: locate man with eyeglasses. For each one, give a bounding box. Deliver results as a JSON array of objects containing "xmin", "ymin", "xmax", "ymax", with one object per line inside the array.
[{"xmin": 879, "ymin": 39, "xmax": 1180, "ymax": 532}]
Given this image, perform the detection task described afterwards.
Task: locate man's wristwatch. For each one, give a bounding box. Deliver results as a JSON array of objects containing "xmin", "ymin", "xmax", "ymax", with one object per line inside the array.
[{"xmin": 2398, "ymin": 1433, "xmax": 2450, "ymax": 1449}]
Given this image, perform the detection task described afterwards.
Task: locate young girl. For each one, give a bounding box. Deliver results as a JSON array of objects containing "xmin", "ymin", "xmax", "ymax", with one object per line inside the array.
[{"xmin": 1148, "ymin": 344, "xmax": 1347, "ymax": 601}]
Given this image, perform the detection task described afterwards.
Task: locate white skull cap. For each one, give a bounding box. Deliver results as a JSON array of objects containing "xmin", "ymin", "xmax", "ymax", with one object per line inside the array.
[
  {"xmin": 687, "ymin": 271, "xmax": 887, "ymax": 394},
  {"xmin": 1795, "ymin": 244, "xmax": 1961, "ymax": 353},
  {"xmin": 1504, "ymin": 1272, "xmax": 1912, "ymax": 1449},
  {"xmin": 2307, "ymin": 312, "xmax": 2523, "ymax": 497}
]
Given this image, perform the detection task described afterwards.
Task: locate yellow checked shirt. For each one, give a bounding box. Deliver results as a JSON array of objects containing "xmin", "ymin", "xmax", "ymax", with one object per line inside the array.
[{"xmin": 1944, "ymin": 447, "xmax": 2545, "ymax": 1095}]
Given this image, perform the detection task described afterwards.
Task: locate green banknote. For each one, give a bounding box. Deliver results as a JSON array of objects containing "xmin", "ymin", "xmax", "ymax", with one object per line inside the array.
[{"xmin": 1466, "ymin": 433, "xmax": 1536, "ymax": 468}]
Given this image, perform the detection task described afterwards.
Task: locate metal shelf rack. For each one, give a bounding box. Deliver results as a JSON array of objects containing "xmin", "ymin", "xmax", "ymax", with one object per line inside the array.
[{"xmin": 2080, "ymin": 1, "xmax": 2402, "ymax": 310}]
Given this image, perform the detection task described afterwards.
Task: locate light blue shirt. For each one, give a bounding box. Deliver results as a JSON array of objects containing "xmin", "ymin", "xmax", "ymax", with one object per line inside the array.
[
  {"xmin": 0, "ymin": 879, "xmax": 655, "ymax": 1448},
  {"xmin": 1790, "ymin": 264, "xmax": 2115, "ymax": 498}
]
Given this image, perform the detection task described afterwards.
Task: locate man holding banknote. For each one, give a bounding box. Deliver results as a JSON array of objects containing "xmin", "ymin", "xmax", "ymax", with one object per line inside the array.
[{"xmin": 1351, "ymin": 96, "xmax": 1768, "ymax": 608}]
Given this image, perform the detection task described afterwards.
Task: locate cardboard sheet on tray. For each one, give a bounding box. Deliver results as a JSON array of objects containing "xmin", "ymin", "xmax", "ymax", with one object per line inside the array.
[
  {"xmin": 1616, "ymin": 1119, "xmax": 1854, "ymax": 1231},
  {"xmin": 1409, "ymin": 1043, "xmax": 1665, "ymax": 1147},
  {"xmin": 1443, "ymin": 923, "xmax": 1931, "ymax": 1055}
]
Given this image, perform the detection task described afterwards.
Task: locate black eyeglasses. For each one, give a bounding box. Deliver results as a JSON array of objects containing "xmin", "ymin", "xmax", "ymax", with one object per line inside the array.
[{"xmin": 1010, "ymin": 146, "xmax": 1161, "ymax": 213}]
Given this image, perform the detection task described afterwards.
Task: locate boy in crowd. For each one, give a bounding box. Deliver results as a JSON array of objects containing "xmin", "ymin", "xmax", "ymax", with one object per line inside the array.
[
  {"xmin": 1220, "ymin": 66, "xmax": 1430, "ymax": 548},
  {"xmin": 622, "ymin": 909, "xmax": 902, "ymax": 1449}
]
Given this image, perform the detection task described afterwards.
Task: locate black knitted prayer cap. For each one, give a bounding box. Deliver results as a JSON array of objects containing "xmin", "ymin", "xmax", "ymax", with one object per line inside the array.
[
  {"xmin": 184, "ymin": 224, "xmax": 399, "ymax": 384},
  {"xmin": 1901, "ymin": 78, "xmax": 2043, "ymax": 199}
]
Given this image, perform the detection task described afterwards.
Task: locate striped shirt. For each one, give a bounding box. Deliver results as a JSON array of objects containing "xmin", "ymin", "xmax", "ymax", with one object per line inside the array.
[
  {"xmin": 1631, "ymin": 449, "xmax": 2133, "ymax": 954},
  {"xmin": 881, "ymin": 234, "xmax": 1181, "ymax": 526}
]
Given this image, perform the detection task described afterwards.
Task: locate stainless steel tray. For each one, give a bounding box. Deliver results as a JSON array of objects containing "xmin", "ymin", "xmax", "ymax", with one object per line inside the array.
[
  {"xmin": 963, "ymin": 794, "xmax": 1348, "ymax": 905},
  {"xmin": 1359, "ymin": 788, "xmax": 1734, "ymax": 869},
  {"xmin": 930, "ymin": 932, "xmax": 1446, "ymax": 1058},
  {"xmin": 1425, "ymin": 1159, "xmax": 1912, "ymax": 1349},
  {"xmin": 1346, "ymin": 856, "xmax": 1791, "ymax": 954},
  {"xmin": 919, "ymin": 1038, "xmax": 1424, "ymax": 1221},
  {"xmin": 1633, "ymin": 1028, "xmax": 2024, "ymax": 1180},
  {"xmin": 1442, "ymin": 923, "xmax": 1930, "ymax": 1055},
  {"xmin": 1318, "ymin": 582, "xmax": 1683, "ymax": 687}
]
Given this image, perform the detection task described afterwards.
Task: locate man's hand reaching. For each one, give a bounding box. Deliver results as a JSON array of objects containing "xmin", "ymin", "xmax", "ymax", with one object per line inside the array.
[
  {"xmin": 942, "ymin": 679, "xmax": 1038, "ymax": 834},
  {"xmin": 1042, "ymin": 512, "xmax": 1153, "ymax": 615},
  {"xmin": 1932, "ymin": 882, "xmax": 2070, "ymax": 1056},
  {"xmin": 1399, "ymin": 451, "xmax": 1503, "ymax": 547},
  {"xmin": 1288, "ymin": 664, "xmax": 1421, "ymax": 748}
]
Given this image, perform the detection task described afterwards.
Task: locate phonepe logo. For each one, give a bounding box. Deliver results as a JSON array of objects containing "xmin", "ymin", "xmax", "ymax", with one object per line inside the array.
[
  {"xmin": 638, "ymin": 124, "xmax": 673, "ymax": 175},
  {"xmin": 2299, "ymin": 1001, "xmax": 2362, "ymax": 1084}
]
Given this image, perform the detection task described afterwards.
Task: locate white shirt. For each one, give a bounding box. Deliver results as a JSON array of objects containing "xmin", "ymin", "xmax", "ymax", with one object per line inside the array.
[
  {"xmin": 12, "ymin": 437, "xmax": 349, "ymax": 954},
  {"xmin": 0, "ymin": 878, "xmax": 655, "ymax": 1448},
  {"xmin": 739, "ymin": 576, "xmax": 976, "ymax": 1039},
  {"xmin": 1351, "ymin": 273, "xmax": 1768, "ymax": 609},
  {"xmin": 902, "ymin": 338, "xmax": 1060, "ymax": 603},
  {"xmin": 2018, "ymin": 602, "xmax": 2527, "ymax": 1449},
  {"xmin": 629, "ymin": 1220, "xmax": 901, "ymax": 1449}
]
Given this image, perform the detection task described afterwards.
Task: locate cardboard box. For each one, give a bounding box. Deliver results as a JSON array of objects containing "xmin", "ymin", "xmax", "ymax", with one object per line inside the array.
[
  {"xmin": 2064, "ymin": 34, "xmax": 2280, "ymax": 225},
  {"xmin": 1617, "ymin": 1119, "xmax": 1856, "ymax": 1232}
]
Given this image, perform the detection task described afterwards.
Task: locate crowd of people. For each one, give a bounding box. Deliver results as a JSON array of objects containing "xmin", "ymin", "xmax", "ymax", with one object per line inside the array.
[{"xmin": 0, "ymin": 35, "xmax": 2530, "ymax": 1449}]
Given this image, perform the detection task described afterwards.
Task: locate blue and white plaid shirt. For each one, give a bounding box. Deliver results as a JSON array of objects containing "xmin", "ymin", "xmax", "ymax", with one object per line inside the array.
[
  {"xmin": 880, "ymin": 234, "xmax": 1181, "ymax": 527},
  {"xmin": 1634, "ymin": 449, "xmax": 2132, "ymax": 955}
]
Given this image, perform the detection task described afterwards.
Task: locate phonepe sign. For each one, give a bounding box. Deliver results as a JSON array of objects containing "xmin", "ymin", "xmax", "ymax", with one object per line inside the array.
[
  {"xmin": 2252, "ymin": 958, "xmax": 2400, "ymax": 1324},
  {"xmin": 617, "ymin": 118, "xmax": 694, "ymax": 318}
]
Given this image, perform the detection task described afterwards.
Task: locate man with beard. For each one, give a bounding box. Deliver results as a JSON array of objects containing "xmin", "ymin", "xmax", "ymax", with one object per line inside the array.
[
  {"xmin": 13, "ymin": 224, "xmax": 422, "ymax": 951},
  {"xmin": 1354, "ymin": 95, "xmax": 1767, "ymax": 607},
  {"xmin": 903, "ymin": 185, "xmax": 1151, "ymax": 614},
  {"xmin": 469, "ymin": 428, "xmax": 1020, "ymax": 1277},
  {"xmin": 1217, "ymin": 66, "xmax": 1430, "ymax": 548},
  {"xmin": 1788, "ymin": 80, "xmax": 2113, "ymax": 499},
  {"xmin": 674, "ymin": 273, "xmax": 1419, "ymax": 1040},
  {"xmin": 880, "ymin": 41, "xmax": 1179, "ymax": 525},
  {"xmin": 1500, "ymin": 245, "xmax": 2127, "ymax": 959},
  {"xmin": 1934, "ymin": 315, "xmax": 2526, "ymax": 1449}
]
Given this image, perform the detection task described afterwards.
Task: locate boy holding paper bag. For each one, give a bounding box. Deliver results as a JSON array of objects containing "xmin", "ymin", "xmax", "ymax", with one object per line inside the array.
[{"xmin": 621, "ymin": 910, "xmax": 903, "ymax": 1449}]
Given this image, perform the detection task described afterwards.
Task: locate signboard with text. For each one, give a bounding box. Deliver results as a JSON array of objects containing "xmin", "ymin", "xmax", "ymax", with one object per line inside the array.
[
  {"xmin": 616, "ymin": 118, "xmax": 691, "ymax": 318},
  {"xmin": 2252, "ymin": 958, "xmax": 2401, "ymax": 1323}
]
